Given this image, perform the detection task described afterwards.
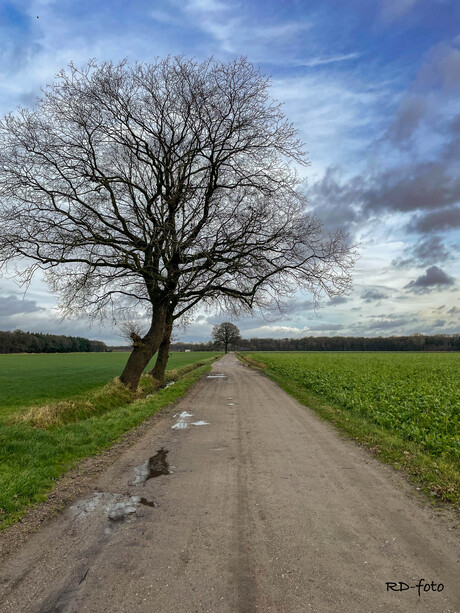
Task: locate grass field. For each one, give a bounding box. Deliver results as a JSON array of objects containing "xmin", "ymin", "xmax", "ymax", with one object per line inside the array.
[
  {"xmin": 244, "ymin": 352, "xmax": 460, "ymax": 504},
  {"xmin": 0, "ymin": 351, "xmax": 219, "ymax": 416},
  {"xmin": 0, "ymin": 351, "xmax": 220, "ymax": 529}
]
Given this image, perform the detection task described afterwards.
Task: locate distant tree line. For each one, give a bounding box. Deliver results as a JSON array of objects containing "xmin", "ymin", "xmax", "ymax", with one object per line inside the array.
[
  {"xmin": 0, "ymin": 330, "xmax": 107, "ymax": 353},
  {"xmin": 170, "ymin": 334, "xmax": 460, "ymax": 352}
]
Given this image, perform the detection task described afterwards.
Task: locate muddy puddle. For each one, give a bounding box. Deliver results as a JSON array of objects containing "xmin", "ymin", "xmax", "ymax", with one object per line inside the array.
[
  {"xmin": 139, "ymin": 497, "xmax": 156, "ymax": 508},
  {"xmin": 70, "ymin": 449, "xmax": 169, "ymax": 521},
  {"xmin": 133, "ymin": 448, "xmax": 170, "ymax": 484}
]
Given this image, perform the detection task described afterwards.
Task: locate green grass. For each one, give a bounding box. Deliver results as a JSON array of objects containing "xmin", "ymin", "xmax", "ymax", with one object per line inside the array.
[
  {"xmin": 242, "ymin": 352, "xmax": 460, "ymax": 505},
  {"xmin": 0, "ymin": 351, "xmax": 220, "ymax": 416},
  {"xmin": 0, "ymin": 351, "xmax": 220, "ymax": 529}
]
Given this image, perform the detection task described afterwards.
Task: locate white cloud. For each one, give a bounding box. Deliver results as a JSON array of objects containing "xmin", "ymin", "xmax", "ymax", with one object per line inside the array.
[
  {"xmin": 179, "ymin": 0, "xmax": 312, "ymax": 57},
  {"xmin": 257, "ymin": 325, "xmax": 309, "ymax": 335},
  {"xmin": 379, "ymin": 0, "xmax": 420, "ymax": 22},
  {"xmin": 271, "ymin": 72, "xmax": 390, "ymax": 177}
]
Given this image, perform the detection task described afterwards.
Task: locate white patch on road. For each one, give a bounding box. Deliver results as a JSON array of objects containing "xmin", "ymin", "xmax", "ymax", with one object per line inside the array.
[
  {"xmin": 228, "ymin": 403, "xmax": 234, "ymax": 406},
  {"xmin": 172, "ymin": 411, "xmax": 193, "ymax": 429},
  {"xmin": 133, "ymin": 461, "xmax": 149, "ymax": 484},
  {"xmin": 70, "ymin": 492, "xmax": 142, "ymax": 522},
  {"xmin": 207, "ymin": 374, "xmax": 227, "ymax": 378},
  {"xmin": 106, "ymin": 495, "xmax": 140, "ymax": 521},
  {"xmin": 70, "ymin": 492, "xmax": 104, "ymax": 520},
  {"xmin": 172, "ymin": 411, "xmax": 209, "ymax": 428}
]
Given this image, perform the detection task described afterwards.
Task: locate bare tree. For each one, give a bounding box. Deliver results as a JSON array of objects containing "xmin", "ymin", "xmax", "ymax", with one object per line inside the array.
[
  {"xmin": 212, "ymin": 322, "xmax": 242, "ymax": 353},
  {"xmin": 148, "ymin": 308, "xmax": 174, "ymax": 382},
  {"xmin": 118, "ymin": 319, "xmax": 144, "ymax": 348},
  {"xmin": 0, "ymin": 57, "xmax": 355, "ymax": 390}
]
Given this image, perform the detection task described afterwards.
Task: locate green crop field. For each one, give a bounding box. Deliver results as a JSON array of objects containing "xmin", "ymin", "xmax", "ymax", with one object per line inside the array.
[
  {"xmin": 0, "ymin": 351, "xmax": 220, "ymax": 528},
  {"xmin": 0, "ymin": 351, "xmax": 220, "ymax": 416},
  {"xmin": 244, "ymin": 352, "xmax": 460, "ymax": 503},
  {"xmin": 246, "ymin": 352, "xmax": 460, "ymax": 457}
]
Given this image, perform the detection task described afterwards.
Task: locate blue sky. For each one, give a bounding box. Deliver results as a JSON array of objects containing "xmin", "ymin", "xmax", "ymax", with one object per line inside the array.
[{"xmin": 0, "ymin": 0, "xmax": 459, "ymax": 343}]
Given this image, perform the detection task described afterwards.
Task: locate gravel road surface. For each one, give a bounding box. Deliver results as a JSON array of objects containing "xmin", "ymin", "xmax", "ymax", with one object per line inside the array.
[{"xmin": 1, "ymin": 353, "xmax": 459, "ymax": 612}]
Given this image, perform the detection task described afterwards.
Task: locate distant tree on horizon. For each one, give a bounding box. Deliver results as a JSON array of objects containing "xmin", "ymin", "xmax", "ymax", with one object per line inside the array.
[{"xmin": 212, "ymin": 322, "xmax": 242, "ymax": 353}]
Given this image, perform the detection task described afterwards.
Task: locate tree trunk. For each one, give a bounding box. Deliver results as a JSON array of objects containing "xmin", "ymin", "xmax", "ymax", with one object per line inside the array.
[
  {"xmin": 119, "ymin": 305, "xmax": 167, "ymax": 391},
  {"xmin": 149, "ymin": 316, "xmax": 173, "ymax": 384}
]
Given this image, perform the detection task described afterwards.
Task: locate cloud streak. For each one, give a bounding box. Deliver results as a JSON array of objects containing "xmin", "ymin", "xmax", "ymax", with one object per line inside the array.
[{"xmin": 392, "ymin": 236, "xmax": 452, "ymax": 269}]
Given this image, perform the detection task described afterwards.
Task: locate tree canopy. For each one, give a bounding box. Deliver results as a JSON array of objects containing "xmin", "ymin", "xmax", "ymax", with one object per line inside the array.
[
  {"xmin": 0, "ymin": 56, "xmax": 355, "ymax": 389},
  {"xmin": 212, "ymin": 322, "xmax": 242, "ymax": 353}
]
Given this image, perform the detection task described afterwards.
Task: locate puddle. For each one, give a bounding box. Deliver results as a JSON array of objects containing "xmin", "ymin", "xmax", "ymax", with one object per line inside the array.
[
  {"xmin": 146, "ymin": 448, "xmax": 170, "ymax": 479},
  {"xmin": 207, "ymin": 374, "xmax": 227, "ymax": 378},
  {"xmin": 172, "ymin": 411, "xmax": 193, "ymax": 429},
  {"xmin": 134, "ymin": 448, "xmax": 170, "ymax": 483},
  {"xmin": 139, "ymin": 497, "xmax": 156, "ymax": 508},
  {"xmin": 228, "ymin": 403, "xmax": 234, "ymax": 406}
]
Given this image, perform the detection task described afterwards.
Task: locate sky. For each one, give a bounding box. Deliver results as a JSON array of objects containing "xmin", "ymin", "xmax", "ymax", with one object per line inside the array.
[{"xmin": 0, "ymin": 0, "xmax": 459, "ymax": 344}]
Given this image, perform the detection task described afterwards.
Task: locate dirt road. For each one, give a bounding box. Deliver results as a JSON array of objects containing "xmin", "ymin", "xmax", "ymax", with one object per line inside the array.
[{"xmin": 1, "ymin": 354, "xmax": 459, "ymax": 612}]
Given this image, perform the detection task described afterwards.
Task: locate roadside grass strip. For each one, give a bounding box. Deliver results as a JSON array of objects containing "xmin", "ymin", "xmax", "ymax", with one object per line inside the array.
[
  {"xmin": 0, "ymin": 351, "xmax": 220, "ymax": 416},
  {"xmin": 14, "ymin": 358, "xmax": 218, "ymax": 428},
  {"xmin": 0, "ymin": 357, "xmax": 218, "ymax": 529},
  {"xmin": 241, "ymin": 352, "xmax": 460, "ymax": 507}
]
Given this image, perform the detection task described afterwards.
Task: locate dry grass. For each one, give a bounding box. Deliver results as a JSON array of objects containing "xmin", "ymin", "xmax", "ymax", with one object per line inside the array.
[
  {"xmin": 16, "ymin": 357, "xmax": 217, "ymax": 428},
  {"xmin": 19, "ymin": 378, "xmax": 135, "ymax": 427},
  {"xmin": 237, "ymin": 354, "xmax": 267, "ymax": 369}
]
